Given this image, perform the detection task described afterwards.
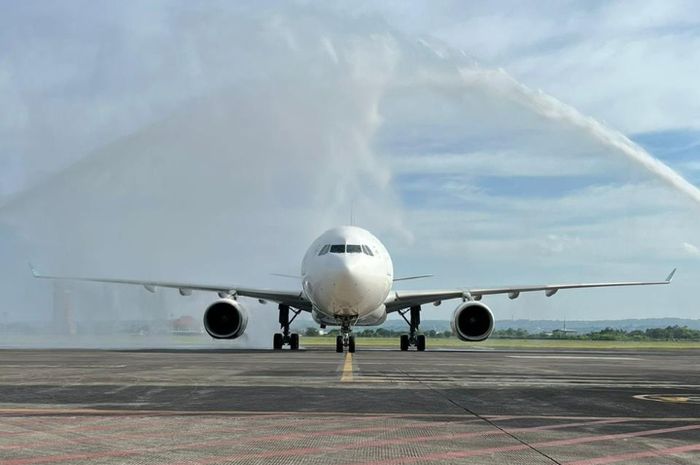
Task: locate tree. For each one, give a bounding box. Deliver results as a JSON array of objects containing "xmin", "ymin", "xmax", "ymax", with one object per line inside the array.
[{"xmin": 304, "ymin": 327, "xmax": 320, "ymax": 337}]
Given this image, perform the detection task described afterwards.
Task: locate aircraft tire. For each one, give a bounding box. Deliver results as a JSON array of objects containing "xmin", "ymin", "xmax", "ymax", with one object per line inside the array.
[
  {"xmin": 290, "ymin": 333, "xmax": 300, "ymax": 350},
  {"xmin": 273, "ymin": 333, "xmax": 283, "ymax": 350},
  {"xmin": 400, "ymin": 334, "xmax": 409, "ymax": 351},
  {"xmin": 416, "ymin": 334, "xmax": 426, "ymax": 351},
  {"xmin": 336, "ymin": 336, "xmax": 344, "ymax": 353},
  {"xmin": 348, "ymin": 336, "xmax": 356, "ymax": 353}
]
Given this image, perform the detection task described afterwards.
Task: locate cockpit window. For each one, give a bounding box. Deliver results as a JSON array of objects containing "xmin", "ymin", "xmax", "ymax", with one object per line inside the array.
[
  {"xmin": 346, "ymin": 244, "xmax": 362, "ymax": 254},
  {"xmin": 329, "ymin": 244, "xmax": 345, "ymax": 253},
  {"xmin": 325, "ymin": 244, "xmax": 373, "ymax": 254}
]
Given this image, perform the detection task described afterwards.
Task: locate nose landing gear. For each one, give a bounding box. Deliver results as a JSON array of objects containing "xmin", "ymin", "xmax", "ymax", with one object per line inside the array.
[
  {"xmin": 398, "ymin": 305, "xmax": 426, "ymax": 351},
  {"xmin": 273, "ymin": 304, "xmax": 302, "ymax": 350},
  {"xmin": 335, "ymin": 318, "xmax": 356, "ymax": 353}
]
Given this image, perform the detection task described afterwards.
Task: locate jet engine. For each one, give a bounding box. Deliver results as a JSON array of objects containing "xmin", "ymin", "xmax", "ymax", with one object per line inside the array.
[
  {"xmin": 203, "ymin": 299, "xmax": 248, "ymax": 339},
  {"xmin": 451, "ymin": 302, "xmax": 494, "ymax": 341}
]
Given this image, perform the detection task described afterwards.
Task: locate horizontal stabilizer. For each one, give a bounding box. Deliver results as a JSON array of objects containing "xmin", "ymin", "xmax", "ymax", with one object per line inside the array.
[
  {"xmin": 271, "ymin": 273, "xmax": 302, "ymax": 280},
  {"xmin": 393, "ymin": 274, "xmax": 433, "ymax": 282}
]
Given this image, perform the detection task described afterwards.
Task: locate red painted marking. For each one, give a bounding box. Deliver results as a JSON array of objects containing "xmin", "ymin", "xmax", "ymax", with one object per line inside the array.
[
  {"xmin": 239, "ymin": 417, "xmax": 487, "ymax": 443},
  {"xmin": 5, "ymin": 419, "xmax": 689, "ymax": 465},
  {"xmin": 0, "ymin": 417, "xmax": 601, "ymax": 465},
  {"xmin": 155, "ymin": 418, "xmax": 636, "ymax": 465},
  {"xmin": 244, "ymin": 425, "xmax": 395, "ymax": 442},
  {"xmin": 2, "ymin": 412, "xmax": 454, "ymax": 454},
  {"xmin": 169, "ymin": 445, "xmax": 330, "ymax": 465},
  {"xmin": 341, "ymin": 418, "xmax": 629, "ymax": 449},
  {"xmin": 0, "ymin": 412, "xmax": 363, "ymax": 441},
  {"xmin": 0, "ymin": 416, "xmax": 406, "ymax": 462},
  {"xmin": 345, "ymin": 424, "xmax": 700, "ymax": 465},
  {"xmin": 563, "ymin": 443, "xmax": 700, "ymax": 465},
  {"xmin": 0, "ymin": 450, "xmax": 137, "ymax": 465}
]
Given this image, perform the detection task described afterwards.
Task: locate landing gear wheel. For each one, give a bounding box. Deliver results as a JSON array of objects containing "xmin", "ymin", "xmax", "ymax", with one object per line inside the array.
[
  {"xmin": 348, "ymin": 336, "xmax": 356, "ymax": 353},
  {"xmin": 290, "ymin": 333, "xmax": 300, "ymax": 350},
  {"xmin": 336, "ymin": 335, "xmax": 344, "ymax": 353},
  {"xmin": 273, "ymin": 333, "xmax": 283, "ymax": 350},
  {"xmin": 416, "ymin": 334, "xmax": 426, "ymax": 352},
  {"xmin": 400, "ymin": 334, "xmax": 409, "ymax": 351}
]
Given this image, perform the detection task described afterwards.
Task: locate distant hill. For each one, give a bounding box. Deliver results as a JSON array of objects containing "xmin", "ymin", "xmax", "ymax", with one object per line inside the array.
[{"xmin": 495, "ymin": 318, "xmax": 700, "ymax": 333}]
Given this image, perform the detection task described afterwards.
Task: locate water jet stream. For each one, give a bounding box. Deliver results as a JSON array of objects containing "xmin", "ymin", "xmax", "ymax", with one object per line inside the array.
[{"xmin": 459, "ymin": 67, "xmax": 700, "ymax": 205}]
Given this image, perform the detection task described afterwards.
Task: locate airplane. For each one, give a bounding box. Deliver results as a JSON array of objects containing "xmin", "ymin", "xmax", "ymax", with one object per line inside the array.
[{"xmin": 31, "ymin": 226, "xmax": 676, "ymax": 353}]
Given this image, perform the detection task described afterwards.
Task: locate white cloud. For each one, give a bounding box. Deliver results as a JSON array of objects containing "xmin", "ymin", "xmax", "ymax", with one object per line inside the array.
[
  {"xmin": 390, "ymin": 151, "xmax": 608, "ymax": 177},
  {"xmin": 683, "ymin": 242, "xmax": 700, "ymax": 258}
]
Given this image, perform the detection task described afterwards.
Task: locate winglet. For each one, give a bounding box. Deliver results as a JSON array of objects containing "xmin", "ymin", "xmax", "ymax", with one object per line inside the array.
[
  {"xmin": 666, "ymin": 268, "xmax": 677, "ymax": 283},
  {"xmin": 28, "ymin": 262, "xmax": 40, "ymax": 278}
]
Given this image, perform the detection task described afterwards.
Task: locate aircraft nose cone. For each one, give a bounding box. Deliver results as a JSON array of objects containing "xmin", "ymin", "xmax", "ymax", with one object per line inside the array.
[
  {"xmin": 313, "ymin": 255, "xmax": 369, "ymax": 313},
  {"xmin": 330, "ymin": 257, "xmax": 362, "ymax": 293}
]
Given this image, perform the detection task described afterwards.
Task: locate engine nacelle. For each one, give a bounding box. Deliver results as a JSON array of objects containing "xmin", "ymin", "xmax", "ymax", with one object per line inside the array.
[
  {"xmin": 451, "ymin": 302, "xmax": 494, "ymax": 341},
  {"xmin": 203, "ymin": 299, "xmax": 248, "ymax": 339}
]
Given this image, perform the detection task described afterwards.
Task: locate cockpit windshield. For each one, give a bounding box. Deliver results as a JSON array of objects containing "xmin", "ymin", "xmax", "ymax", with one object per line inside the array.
[{"xmin": 321, "ymin": 244, "xmax": 375, "ymax": 255}]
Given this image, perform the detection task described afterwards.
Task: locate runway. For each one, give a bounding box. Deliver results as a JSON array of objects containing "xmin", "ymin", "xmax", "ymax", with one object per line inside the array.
[{"xmin": 1, "ymin": 347, "xmax": 699, "ymax": 464}]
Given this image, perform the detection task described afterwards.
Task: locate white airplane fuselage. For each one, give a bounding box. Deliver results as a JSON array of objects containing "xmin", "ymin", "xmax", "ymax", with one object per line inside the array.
[{"xmin": 301, "ymin": 226, "xmax": 393, "ymax": 327}]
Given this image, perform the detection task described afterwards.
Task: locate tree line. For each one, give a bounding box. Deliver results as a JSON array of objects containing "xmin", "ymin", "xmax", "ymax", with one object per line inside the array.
[{"xmin": 303, "ymin": 325, "xmax": 700, "ymax": 341}]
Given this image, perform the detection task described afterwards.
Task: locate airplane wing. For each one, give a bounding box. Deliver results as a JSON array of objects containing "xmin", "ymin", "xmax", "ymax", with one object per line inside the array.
[
  {"xmin": 385, "ymin": 269, "xmax": 676, "ymax": 313},
  {"xmin": 29, "ymin": 265, "xmax": 312, "ymax": 311}
]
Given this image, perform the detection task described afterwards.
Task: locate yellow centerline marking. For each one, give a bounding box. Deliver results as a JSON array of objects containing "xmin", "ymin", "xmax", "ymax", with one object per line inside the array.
[{"xmin": 340, "ymin": 352, "xmax": 354, "ymax": 382}]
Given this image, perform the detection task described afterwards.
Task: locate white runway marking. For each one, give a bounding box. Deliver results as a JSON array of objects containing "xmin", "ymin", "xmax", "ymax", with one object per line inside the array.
[{"xmin": 507, "ymin": 355, "xmax": 641, "ymax": 361}]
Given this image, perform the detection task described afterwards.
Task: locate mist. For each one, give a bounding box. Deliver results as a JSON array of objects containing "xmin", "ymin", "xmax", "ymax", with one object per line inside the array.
[
  {"xmin": 0, "ymin": 4, "xmax": 407, "ymax": 347},
  {"xmin": 1, "ymin": 3, "xmax": 698, "ymax": 348}
]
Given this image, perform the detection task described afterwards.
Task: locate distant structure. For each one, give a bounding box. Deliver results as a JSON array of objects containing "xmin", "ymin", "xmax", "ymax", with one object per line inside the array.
[
  {"xmin": 52, "ymin": 282, "xmax": 76, "ymax": 335},
  {"xmin": 550, "ymin": 328, "xmax": 577, "ymax": 337}
]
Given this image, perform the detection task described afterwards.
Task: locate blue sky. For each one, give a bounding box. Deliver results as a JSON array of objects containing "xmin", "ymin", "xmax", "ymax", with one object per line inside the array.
[{"xmin": 1, "ymin": 1, "xmax": 699, "ymax": 324}]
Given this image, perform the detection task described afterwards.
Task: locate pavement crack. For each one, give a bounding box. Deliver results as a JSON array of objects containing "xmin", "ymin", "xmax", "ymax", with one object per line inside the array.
[{"xmin": 396, "ymin": 366, "xmax": 563, "ymax": 465}]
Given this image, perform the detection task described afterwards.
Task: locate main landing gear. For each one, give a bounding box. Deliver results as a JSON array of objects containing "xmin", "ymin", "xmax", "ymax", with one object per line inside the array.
[
  {"xmin": 398, "ymin": 305, "xmax": 426, "ymax": 351},
  {"xmin": 335, "ymin": 318, "xmax": 356, "ymax": 354},
  {"xmin": 273, "ymin": 304, "xmax": 301, "ymax": 350}
]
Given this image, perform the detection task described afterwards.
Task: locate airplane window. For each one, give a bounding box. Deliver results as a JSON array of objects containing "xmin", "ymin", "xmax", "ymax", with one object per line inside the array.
[
  {"xmin": 318, "ymin": 244, "xmax": 330, "ymax": 256},
  {"xmin": 330, "ymin": 244, "xmax": 345, "ymax": 253},
  {"xmin": 362, "ymin": 245, "xmax": 374, "ymax": 256},
  {"xmin": 346, "ymin": 244, "xmax": 362, "ymax": 253}
]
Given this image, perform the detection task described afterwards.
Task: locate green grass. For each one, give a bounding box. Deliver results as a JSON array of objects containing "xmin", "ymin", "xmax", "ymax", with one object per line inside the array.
[
  {"xmin": 2, "ymin": 334, "xmax": 699, "ymax": 350},
  {"xmin": 303, "ymin": 336, "xmax": 700, "ymax": 350}
]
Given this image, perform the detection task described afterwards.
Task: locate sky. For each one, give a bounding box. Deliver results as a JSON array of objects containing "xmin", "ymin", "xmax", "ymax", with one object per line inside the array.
[{"xmin": 1, "ymin": 0, "xmax": 699, "ymax": 335}]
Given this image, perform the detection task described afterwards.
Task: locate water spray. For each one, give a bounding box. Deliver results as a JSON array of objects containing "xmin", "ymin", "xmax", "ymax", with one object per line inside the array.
[{"xmin": 459, "ymin": 67, "xmax": 700, "ymax": 205}]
